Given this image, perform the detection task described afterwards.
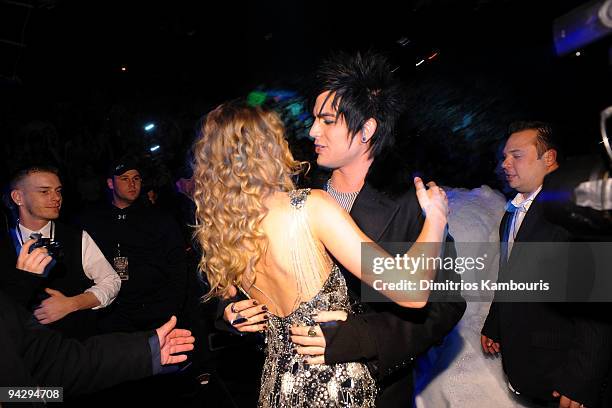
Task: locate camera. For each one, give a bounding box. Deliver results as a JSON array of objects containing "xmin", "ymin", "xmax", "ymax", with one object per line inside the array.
[
  {"xmin": 540, "ymin": 0, "xmax": 612, "ymax": 240},
  {"xmin": 29, "ymin": 234, "xmax": 63, "ymax": 259}
]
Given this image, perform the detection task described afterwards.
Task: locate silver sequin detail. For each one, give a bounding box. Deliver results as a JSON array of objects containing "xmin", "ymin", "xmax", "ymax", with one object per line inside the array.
[
  {"xmin": 257, "ymin": 265, "xmax": 377, "ymax": 407},
  {"xmin": 289, "ymin": 188, "xmax": 311, "ymax": 209}
]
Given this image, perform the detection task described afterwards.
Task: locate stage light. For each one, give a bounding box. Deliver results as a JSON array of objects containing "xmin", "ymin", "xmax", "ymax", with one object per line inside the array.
[
  {"xmin": 575, "ymin": 51, "xmax": 582, "ymax": 56},
  {"xmin": 287, "ymin": 102, "xmax": 302, "ymax": 117},
  {"xmin": 144, "ymin": 123, "xmax": 155, "ymax": 132},
  {"xmin": 150, "ymin": 145, "xmax": 160, "ymax": 152},
  {"xmin": 416, "ymin": 59, "xmax": 425, "ymax": 67},
  {"xmin": 267, "ymin": 90, "xmax": 297, "ymax": 101},
  {"xmin": 247, "ymin": 91, "xmax": 268, "ymax": 107},
  {"xmin": 121, "ymin": 66, "xmax": 127, "ymax": 72},
  {"xmin": 553, "ymin": 0, "xmax": 612, "ymax": 56}
]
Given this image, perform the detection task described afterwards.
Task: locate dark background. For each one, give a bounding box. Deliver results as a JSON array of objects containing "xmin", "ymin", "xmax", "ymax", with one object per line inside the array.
[
  {"xmin": 1, "ymin": 0, "xmax": 611, "ymax": 198},
  {"xmin": 1, "ymin": 2, "xmax": 610, "ymax": 405}
]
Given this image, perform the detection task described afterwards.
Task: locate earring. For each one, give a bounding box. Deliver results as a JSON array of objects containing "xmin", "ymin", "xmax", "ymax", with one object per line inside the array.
[{"xmin": 361, "ymin": 131, "xmax": 367, "ymax": 143}]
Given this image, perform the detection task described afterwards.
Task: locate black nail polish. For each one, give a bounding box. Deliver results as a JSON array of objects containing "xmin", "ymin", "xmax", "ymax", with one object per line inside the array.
[
  {"xmin": 231, "ymin": 317, "xmax": 247, "ymax": 325},
  {"xmin": 262, "ymin": 305, "xmax": 268, "ymax": 312},
  {"xmin": 263, "ymin": 314, "xmax": 270, "ymax": 320}
]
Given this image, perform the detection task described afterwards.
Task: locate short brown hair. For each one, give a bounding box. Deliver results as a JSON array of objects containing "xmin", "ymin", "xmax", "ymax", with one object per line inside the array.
[
  {"xmin": 508, "ymin": 121, "xmax": 558, "ymax": 159},
  {"xmin": 9, "ymin": 165, "xmax": 60, "ymax": 190}
]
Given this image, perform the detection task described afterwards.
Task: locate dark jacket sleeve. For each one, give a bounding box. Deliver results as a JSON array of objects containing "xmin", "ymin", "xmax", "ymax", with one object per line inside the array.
[
  {"xmin": 481, "ymin": 302, "xmax": 500, "ymax": 341},
  {"xmin": 1, "ymin": 290, "xmax": 153, "ymax": 396},
  {"xmin": 481, "ymin": 215, "xmax": 506, "ymax": 342},
  {"xmin": 323, "ymin": 191, "xmax": 466, "ymax": 380},
  {"xmin": 324, "ymin": 300, "xmax": 466, "ymax": 379},
  {"xmin": 557, "ymin": 306, "xmax": 612, "ymax": 407},
  {"xmin": 1, "ymin": 267, "xmax": 46, "ymax": 307},
  {"xmin": 34, "ymin": 331, "xmax": 154, "ymax": 396}
]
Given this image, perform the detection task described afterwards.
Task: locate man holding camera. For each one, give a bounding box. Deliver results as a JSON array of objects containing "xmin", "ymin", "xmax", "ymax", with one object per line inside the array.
[{"xmin": 0, "ymin": 165, "xmax": 121, "ymax": 339}]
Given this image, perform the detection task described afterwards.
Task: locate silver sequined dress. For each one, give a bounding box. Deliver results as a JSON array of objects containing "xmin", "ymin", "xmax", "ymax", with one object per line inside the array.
[{"xmin": 257, "ymin": 190, "xmax": 377, "ymax": 407}]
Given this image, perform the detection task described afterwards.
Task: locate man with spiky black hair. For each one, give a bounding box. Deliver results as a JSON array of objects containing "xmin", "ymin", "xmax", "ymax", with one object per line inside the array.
[
  {"xmin": 224, "ymin": 51, "xmax": 466, "ymax": 407},
  {"xmin": 309, "ymin": 51, "xmax": 406, "ymax": 162},
  {"xmin": 302, "ymin": 50, "xmax": 466, "ymax": 407}
]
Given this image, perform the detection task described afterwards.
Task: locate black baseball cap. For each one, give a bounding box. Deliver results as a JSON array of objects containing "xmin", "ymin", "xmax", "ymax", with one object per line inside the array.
[{"xmin": 108, "ymin": 158, "xmax": 141, "ymax": 177}]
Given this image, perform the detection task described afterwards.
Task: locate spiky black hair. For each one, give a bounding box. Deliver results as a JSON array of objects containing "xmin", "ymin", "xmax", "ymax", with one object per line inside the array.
[{"xmin": 312, "ymin": 51, "xmax": 406, "ymax": 158}]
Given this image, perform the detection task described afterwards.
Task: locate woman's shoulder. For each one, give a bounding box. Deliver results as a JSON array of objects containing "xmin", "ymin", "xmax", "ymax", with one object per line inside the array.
[
  {"xmin": 289, "ymin": 188, "xmax": 338, "ymax": 209},
  {"xmin": 266, "ymin": 189, "xmax": 335, "ymax": 214},
  {"xmin": 288, "ymin": 188, "xmax": 311, "ymax": 208},
  {"xmin": 284, "ymin": 188, "xmax": 326, "ymax": 201}
]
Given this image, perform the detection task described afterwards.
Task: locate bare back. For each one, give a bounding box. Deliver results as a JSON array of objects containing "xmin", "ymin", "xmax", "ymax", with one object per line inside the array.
[
  {"xmin": 253, "ymin": 189, "xmax": 377, "ymax": 407},
  {"xmin": 243, "ymin": 189, "xmax": 332, "ymax": 317}
]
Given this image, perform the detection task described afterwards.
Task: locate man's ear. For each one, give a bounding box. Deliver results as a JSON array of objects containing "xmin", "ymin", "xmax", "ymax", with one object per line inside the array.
[
  {"xmin": 361, "ymin": 118, "xmax": 378, "ymax": 142},
  {"xmin": 544, "ymin": 149, "xmax": 557, "ymax": 167},
  {"xmin": 106, "ymin": 178, "xmax": 114, "ymax": 190},
  {"xmin": 10, "ymin": 190, "xmax": 22, "ymax": 207}
]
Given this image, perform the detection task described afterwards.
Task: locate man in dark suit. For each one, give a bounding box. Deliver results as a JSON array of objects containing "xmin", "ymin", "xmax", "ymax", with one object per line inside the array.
[
  {"xmin": 223, "ymin": 51, "xmax": 466, "ymax": 407},
  {"xmin": 481, "ymin": 121, "xmax": 612, "ymax": 407}
]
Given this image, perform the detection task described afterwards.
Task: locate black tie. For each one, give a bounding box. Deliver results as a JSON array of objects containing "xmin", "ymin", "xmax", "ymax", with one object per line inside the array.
[{"xmin": 500, "ymin": 211, "xmax": 514, "ymax": 268}]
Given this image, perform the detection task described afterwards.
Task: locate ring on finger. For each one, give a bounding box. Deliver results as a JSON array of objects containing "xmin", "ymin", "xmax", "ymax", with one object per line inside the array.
[
  {"xmin": 230, "ymin": 302, "xmax": 238, "ymax": 313},
  {"xmin": 307, "ymin": 325, "xmax": 317, "ymax": 337}
]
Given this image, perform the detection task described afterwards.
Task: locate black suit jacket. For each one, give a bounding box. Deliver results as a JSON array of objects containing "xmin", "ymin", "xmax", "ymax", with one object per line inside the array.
[
  {"xmin": 482, "ymin": 193, "xmax": 612, "ymax": 407},
  {"xmin": 319, "ymin": 170, "xmax": 466, "ymax": 407},
  {"xmin": 0, "ymin": 289, "xmax": 153, "ymax": 399}
]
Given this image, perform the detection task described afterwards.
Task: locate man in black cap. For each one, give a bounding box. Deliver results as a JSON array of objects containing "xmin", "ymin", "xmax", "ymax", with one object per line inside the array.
[
  {"xmin": 107, "ymin": 159, "xmax": 143, "ymax": 210},
  {"xmin": 79, "ymin": 157, "xmax": 190, "ymax": 333}
]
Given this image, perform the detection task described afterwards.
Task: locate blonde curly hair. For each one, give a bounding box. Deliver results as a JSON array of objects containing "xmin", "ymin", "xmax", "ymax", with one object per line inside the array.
[{"xmin": 193, "ymin": 100, "xmax": 304, "ymax": 300}]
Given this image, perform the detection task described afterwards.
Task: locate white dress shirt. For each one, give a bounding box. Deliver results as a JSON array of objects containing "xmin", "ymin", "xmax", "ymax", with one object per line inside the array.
[
  {"xmin": 506, "ymin": 185, "xmax": 542, "ymax": 258},
  {"xmin": 17, "ymin": 221, "xmax": 121, "ymax": 309}
]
